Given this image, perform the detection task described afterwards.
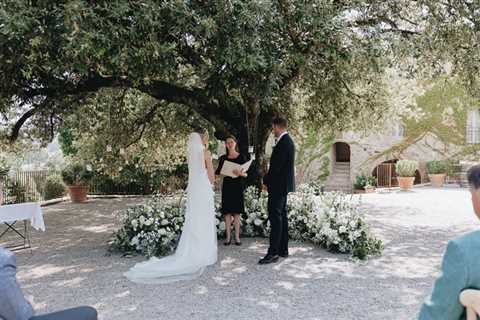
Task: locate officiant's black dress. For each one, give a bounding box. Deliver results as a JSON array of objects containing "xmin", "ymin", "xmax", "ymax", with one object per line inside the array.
[{"xmin": 215, "ymin": 154, "xmax": 248, "ymax": 215}]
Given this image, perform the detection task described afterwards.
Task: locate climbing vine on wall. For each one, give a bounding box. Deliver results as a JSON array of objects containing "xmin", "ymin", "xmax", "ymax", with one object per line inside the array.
[{"xmin": 365, "ymin": 78, "xmax": 480, "ymax": 164}]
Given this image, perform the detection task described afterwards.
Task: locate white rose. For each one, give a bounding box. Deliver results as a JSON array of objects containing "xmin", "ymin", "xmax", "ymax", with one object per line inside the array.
[
  {"xmin": 254, "ymin": 219, "xmax": 262, "ymax": 226},
  {"xmin": 139, "ymin": 216, "xmax": 146, "ymax": 225},
  {"xmin": 339, "ymin": 226, "xmax": 347, "ymax": 234},
  {"xmin": 144, "ymin": 218, "xmax": 153, "ymax": 226},
  {"xmin": 131, "ymin": 219, "xmax": 138, "ymax": 228},
  {"xmin": 86, "ymin": 164, "xmax": 92, "ymax": 172},
  {"xmin": 159, "ymin": 229, "xmax": 167, "ymax": 235},
  {"xmin": 161, "ymin": 219, "xmax": 168, "ymax": 226},
  {"xmin": 106, "ymin": 145, "xmax": 112, "ymax": 152},
  {"xmin": 219, "ymin": 222, "xmax": 226, "ymax": 231},
  {"xmin": 130, "ymin": 237, "xmax": 139, "ymax": 246}
]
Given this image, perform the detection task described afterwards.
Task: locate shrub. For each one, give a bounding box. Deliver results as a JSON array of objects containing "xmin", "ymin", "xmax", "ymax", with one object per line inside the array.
[
  {"xmin": 43, "ymin": 175, "xmax": 66, "ymax": 200},
  {"xmin": 426, "ymin": 160, "xmax": 448, "ymax": 175},
  {"xmin": 353, "ymin": 175, "xmax": 377, "ymax": 190},
  {"xmin": 61, "ymin": 162, "xmax": 94, "ymax": 186},
  {"xmin": 395, "ymin": 160, "xmax": 418, "ymax": 177}
]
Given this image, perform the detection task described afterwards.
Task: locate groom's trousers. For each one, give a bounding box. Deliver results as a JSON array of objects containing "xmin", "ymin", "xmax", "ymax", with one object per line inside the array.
[{"xmin": 267, "ymin": 193, "xmax": 289, "ymax": 256}]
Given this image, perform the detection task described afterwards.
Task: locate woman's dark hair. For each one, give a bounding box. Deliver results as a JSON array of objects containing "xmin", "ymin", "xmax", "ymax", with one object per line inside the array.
[
  {"xmin": 272, "ymin": 116, "xmax": 288, "ymax": 128},
  {"xmin": 467, "ymin": 165, "xmax": 480, "ymax": 190},
  {"xmin": 225, "ymin": 135, "xmax": 239, "ymax": 156}
]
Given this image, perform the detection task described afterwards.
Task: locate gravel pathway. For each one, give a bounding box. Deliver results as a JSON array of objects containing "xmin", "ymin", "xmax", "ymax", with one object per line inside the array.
[{"xmin": 5, "ymin": 187, "xmax": 479, "ymax": 320}]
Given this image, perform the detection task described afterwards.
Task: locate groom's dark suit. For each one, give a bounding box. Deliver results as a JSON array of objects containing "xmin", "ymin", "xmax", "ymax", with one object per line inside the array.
[{"xmin": 263, "ymin": 133, "xmax": 295, "ymax": 257}]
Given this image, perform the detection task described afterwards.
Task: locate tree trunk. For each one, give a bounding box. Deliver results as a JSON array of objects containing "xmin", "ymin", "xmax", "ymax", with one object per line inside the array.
[{"xmin": 213, "ymin": 102, "xmax": 274, "ymax": 189}]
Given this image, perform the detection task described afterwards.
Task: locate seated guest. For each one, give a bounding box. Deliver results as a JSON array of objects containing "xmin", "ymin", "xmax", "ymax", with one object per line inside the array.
[
  {"xmin": 418, "ymin": 165, "xmax": 480, "ymax": 319},
  {"xmin": 0, "ymin": 247, "xmax": 97, "ymax": 320}
]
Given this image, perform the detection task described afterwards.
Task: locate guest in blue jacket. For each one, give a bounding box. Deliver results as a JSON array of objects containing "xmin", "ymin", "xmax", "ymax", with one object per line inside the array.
[
  {"xmin": 418, "ymin": 164, "xmax": 480, "ymax": 319},
  {"xmin": 0, "ymin": 247, "xmax": 97, "ymax": 320}
]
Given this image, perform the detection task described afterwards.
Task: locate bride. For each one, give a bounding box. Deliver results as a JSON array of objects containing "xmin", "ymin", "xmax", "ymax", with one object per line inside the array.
[{"xmin": 125, "ymin": 127, "xmax": 218, "ymax": 283}]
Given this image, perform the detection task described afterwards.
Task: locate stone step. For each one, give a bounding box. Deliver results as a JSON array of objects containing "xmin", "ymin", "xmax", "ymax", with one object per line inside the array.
[
  {"xmin": 324, "ymin": 183, "xmax": 352, "ymax": 188},
  {"xmin": 324, "ymin": 186, "xmax": 353, "ymax": 193},
  {"xmin": 326, "ymin": 179, "xmax": 351, "ymax": 183},
  {"xmin": 329, "ymin": 173, "xmax": 350, "ymax": 178}
]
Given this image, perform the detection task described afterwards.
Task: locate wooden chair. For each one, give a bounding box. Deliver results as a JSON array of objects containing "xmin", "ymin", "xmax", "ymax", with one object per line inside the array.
[{"xmin": 460, "ymin": 289, "xmax": 480, "ymax": 320}]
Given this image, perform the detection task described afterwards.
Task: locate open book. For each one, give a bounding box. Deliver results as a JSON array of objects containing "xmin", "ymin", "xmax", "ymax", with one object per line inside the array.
[{"xmin": 220, "ymin": 159, "xmax": 253, "ymax": 178}]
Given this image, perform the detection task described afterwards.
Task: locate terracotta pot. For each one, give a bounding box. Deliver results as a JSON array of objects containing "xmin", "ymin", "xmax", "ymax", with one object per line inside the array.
[
  {"xmin": 364, "ymin": 186, "xmax": 376, "ymax": 193},
  {"xmin": 429, "ymin": 174, "xmax": 446, "ymax": 188},
  {"xmin": 67, "ymin": 185, "xmax": 89, "ymax": 203},
  {"xmin": 397, "ymin": 177, "xmax": 415, "ymax": 191}
]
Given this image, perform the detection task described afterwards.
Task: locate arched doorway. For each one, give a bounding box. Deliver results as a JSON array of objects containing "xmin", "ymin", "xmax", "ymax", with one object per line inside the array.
[{"xmin": 333, "ymin": 142, "xmax": 350, "ymax": 163}]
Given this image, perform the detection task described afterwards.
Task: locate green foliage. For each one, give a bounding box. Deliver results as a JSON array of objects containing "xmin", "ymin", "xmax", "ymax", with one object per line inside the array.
[
  {"xmin": 426, "ymin": 160, "xmax": 448, "ymax": 175},
  {"xmin": 43, "ymin": 175, "xmax": 66, "ymax": 200},
  {"xmin": 3, "ymin": 180, "xmax": 36, "ymax": 204},
  {"xmin": 0, "ymin": 154, "xmax": 9, "ymax": 177},
  {"xmin": 354, "ymin": 175, "xmax": 377, "ymax": 190},
  {"xmin": 112, "ymin": 185, "xmax": 383, "ymax": 260},
  {"xmin": 61, "ymin": 162, "xmax": 93, "ymax": 186},
  {"xmin": 352, "ymin": 230, "xmax": 384, "ymax": 261},
  {"xmin": 0, "ymin": 0, "xmax": 397, "ymax": 172},
  {"xmin": 366, "ymin": 78, "xmax": 480, "ymax": 166},
  {"xmin": 295, "ymin": 126, "xmax": 335, "ymax": 184},
  {"xmin": 58, "ymin": 128, "xmax": 78, "ymax": 156},
  {"xmin": 59, "ymin": 89, "xmax": 194, "ymax": 179},
  {"xmin": 395, "ymin": 160, "xmax": 418, "ymax": 177}
]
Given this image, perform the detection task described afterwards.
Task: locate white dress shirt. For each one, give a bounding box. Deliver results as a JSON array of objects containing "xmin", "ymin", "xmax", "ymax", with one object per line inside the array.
[{"xmin": 274, "ymin": 131, "xmax": 288, "ymax": 146}]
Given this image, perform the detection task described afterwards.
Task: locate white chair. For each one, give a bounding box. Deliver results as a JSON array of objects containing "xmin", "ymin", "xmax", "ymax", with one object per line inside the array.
[{"xmin": 460, "ymin": 289, "xmax": 480, "ymax": 320}]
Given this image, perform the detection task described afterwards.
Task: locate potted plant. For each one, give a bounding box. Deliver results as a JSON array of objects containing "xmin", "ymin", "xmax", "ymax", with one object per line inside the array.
[
  {"xmin": 354, "ymin": 175, "xmax": 377, "ymax": 193},
  {"xmin": 426, "ymin": 160, "xmax": 448, "ymax": 187},
  {"xmin": 364, "ymin": 183, "xmax": 376, "ymax": 193},
  {"xmin": 395, "ymin": 160, "xmax": 418, "ymax": 191},
  {"xmin": 61, "ymin": 162, "xmax": 93, "ymax": 203},
  {"xmin": 0, "ymin": 155, "xmax": 10, "ymax": 205}
]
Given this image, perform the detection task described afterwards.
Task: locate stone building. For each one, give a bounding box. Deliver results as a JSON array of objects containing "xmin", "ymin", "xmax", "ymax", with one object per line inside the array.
[{"xmin": 322, "ymin": 108, "xmax": 480, "ymax": 192}]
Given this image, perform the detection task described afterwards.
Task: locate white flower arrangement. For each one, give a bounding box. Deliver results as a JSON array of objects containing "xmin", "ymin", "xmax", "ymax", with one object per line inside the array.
[
  {"xmin": 112, "ymin": 185, "xmax": 382, "ymax": 260},
  {"xmin": 111, "ymin": 192, "xmax": 185, "ymax": 257}
]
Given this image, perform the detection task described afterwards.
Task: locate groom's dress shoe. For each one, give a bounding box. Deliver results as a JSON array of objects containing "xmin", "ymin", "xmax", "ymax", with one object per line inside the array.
[
  {"xmin": 279, "ymin": 252, "xmax": 289, "ymax": 258},
  {"xmin": 258, "ymin": 255, "xmax": 279, "ymax": 265}
]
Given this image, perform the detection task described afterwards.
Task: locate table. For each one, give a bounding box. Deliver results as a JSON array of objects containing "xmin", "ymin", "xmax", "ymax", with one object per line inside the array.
[{"xmin": 0, "ymin": 202, "xmax": 45, "ymax": 250}]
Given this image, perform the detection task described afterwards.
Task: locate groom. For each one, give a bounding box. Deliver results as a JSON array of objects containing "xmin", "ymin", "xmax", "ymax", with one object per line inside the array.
[{"xmin": 260, "ymin": 116, "xmax": 295, "ymax": 265}]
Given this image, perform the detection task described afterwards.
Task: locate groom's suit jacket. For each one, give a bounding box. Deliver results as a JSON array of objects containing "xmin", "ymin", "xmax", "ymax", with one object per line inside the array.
[
  {"xmin": 418, "ymin": 230, "xmax": 480, "ymax": 320},
  {"xmin": 263, "ymin": 133, "xmax": 295, "ymax": 196}
]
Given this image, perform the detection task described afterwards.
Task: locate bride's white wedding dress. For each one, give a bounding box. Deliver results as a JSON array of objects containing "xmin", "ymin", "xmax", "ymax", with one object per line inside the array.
[{"xmin": 124, "ymin": 133, "xmax": 217, "ymax": 283}]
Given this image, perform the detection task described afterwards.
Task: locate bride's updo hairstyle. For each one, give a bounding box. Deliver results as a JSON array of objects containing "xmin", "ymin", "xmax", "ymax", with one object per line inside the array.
[
  {"xmin": 193, "ymin": 126, "xmax": 207, "ymax": 136},
  {"xmin": 193, "ymin": 125, "xmax": 208, "ymax": 145}
]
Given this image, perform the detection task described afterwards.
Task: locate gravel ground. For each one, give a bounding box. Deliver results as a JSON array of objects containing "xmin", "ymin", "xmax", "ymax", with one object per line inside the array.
[{"xmin": 5, "ymin": 187, "xmax": 479, "ymax": 320}]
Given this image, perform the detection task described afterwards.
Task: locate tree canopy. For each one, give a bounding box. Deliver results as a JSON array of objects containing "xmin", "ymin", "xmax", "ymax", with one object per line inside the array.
[{"xmin": 1, "ymin": 0, "xmax": 478, "ymax": 183}]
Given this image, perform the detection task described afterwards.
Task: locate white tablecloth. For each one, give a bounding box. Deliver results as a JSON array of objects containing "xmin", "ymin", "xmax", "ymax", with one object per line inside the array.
[{"xmin": 0, "ymin": 202, "xmax": 45, "ymax": 231}]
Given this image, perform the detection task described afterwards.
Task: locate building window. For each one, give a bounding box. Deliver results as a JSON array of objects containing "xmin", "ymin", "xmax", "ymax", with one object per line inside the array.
[{"xmin": 466, "ymin": 109, "xmax": 480, "ymax": 144}]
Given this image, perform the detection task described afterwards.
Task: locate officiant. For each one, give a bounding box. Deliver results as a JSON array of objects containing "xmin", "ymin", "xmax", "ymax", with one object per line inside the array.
[{"xmin": 215, "ymin": 135, "xmax": 248, "ymax": 246}]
